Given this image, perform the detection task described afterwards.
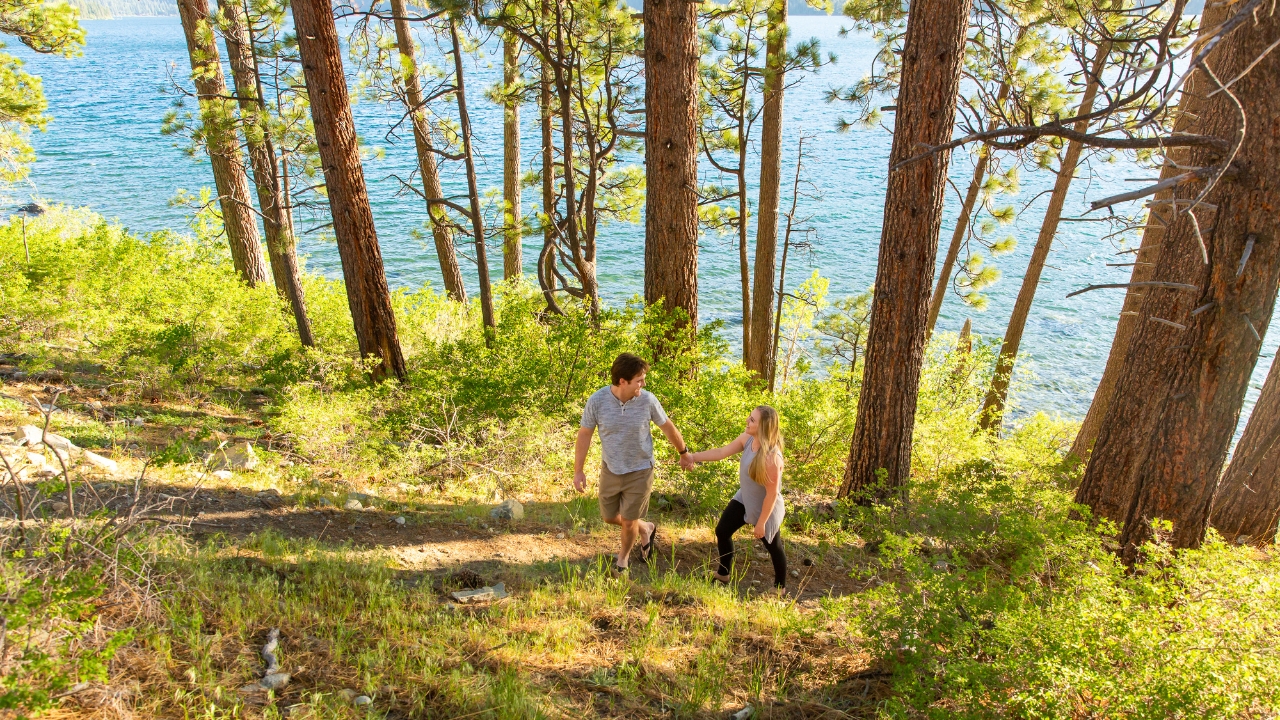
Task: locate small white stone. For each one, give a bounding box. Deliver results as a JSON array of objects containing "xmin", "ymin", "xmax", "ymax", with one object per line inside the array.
[
  {"xmin": 83, "ymin": 450, "xmax": 118, "ymax": 473},
  {"xmin": 791, "ymin": 569, "xmax": 799, "ymax": 578},
  {"xmin": 212, "ymin": 470, "xmax": 233, "ymax": 480},
  {"xmin": 353, "ymin": 695, "xmax": 372, "ymax": 707},
  {"xmin": 556, "ymin": 532, "xmax": 565, "ymax": 540},
  {"xmin": 130, "ymin": 416, "xmax": 144, "ymax": 427},
  {"xmin": 395, "ymin": 516, "xmax": 406, "ymax": 526},
  {"xmin": 344, "ymin": 498, "xmax": 364, "ymax": 511}
]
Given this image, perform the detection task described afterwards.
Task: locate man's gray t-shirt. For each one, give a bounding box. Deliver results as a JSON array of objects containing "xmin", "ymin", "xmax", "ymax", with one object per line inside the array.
[{"xmin": 580, "ymin": 386, "xmax": 669, "ymax": 474}]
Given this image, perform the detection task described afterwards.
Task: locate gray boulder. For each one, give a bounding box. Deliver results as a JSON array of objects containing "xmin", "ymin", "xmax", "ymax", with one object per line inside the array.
[{"xmin": 490, "ymin": 499, "xmax": 524, "ymax": 521}]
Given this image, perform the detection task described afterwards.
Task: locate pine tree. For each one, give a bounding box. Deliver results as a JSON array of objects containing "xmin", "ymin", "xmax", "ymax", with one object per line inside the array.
[
  {"xmin": 176, "ymin": 0, "xmax": 268, "ymax": 287},
  {"xmin": 643, "ymin": 0, "xmax": 700, "ymax": 327},
  {"xmin": 219, "ymin": 0, "xmax": 314, "ymax": 346},
  {"xmin": 290, "ymin": 0, "xmax": 406, "ymax": 380},
  {"xmin": 838, "ymin": 0, "xmax": 974, "ymax": 500},
  {"xmin": 1211, "ymin": 355, "xmax": 1280, "ymax": 547}
]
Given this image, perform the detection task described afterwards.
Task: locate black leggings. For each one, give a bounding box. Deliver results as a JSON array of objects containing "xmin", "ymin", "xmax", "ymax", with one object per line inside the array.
[{"xmin": 715, "ymin": 499, "xmax": 787, "ymax": 588}]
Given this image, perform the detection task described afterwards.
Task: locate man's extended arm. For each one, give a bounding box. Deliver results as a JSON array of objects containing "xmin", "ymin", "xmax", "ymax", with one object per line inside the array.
[
  {"xmin": 573, "ymin": 427, "xmax": 593, "ymax": 492},
  {"xmin": 659, "ymin": 419, "xmax": 687, "ymax": 456}
]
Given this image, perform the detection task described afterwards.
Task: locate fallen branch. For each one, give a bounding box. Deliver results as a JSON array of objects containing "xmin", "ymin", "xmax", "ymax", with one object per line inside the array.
[{"xmin": 1066, "ymin": 282, "xmax": 1199, "ymax": 298}]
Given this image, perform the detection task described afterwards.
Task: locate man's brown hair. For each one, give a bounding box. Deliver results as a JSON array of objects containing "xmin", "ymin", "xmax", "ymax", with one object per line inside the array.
[{"xmin": 611, "ymin": 353, "xmax": 650, "ymax": 385}]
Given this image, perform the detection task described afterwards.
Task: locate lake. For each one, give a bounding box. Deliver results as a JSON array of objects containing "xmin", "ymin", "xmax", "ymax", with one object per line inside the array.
[{"xmin": 8, "ymin": 15, "xmax": 1275, "ymax": 428}]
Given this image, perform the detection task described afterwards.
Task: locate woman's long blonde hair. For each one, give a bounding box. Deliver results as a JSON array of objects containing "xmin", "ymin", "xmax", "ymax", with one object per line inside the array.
[{"xmin": 748, "ymin": 405, "xmax": 784, "ymax": 486}]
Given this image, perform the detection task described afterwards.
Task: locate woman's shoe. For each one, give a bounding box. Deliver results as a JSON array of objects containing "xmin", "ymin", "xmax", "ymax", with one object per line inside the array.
[{"xmin": 710, "ymin": 572, "xmax": 731, "ymax": 585}]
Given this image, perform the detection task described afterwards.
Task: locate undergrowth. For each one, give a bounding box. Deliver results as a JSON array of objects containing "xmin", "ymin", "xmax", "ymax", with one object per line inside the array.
[{"xmin": 1, "ymin": 209, "xmax": 1277, "ymax": 718}]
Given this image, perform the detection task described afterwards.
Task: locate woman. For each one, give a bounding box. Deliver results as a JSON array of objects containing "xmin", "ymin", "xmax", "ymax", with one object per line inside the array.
[{"xmin": 682, "ymin": 405, "xmax": 787, "ymax": 592}]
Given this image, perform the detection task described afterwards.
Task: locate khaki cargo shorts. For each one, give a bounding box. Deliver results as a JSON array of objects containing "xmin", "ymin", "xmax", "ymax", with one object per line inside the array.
[{"xmin": 598, "ymin": 464, "xmax": 655, "ymax": 521}]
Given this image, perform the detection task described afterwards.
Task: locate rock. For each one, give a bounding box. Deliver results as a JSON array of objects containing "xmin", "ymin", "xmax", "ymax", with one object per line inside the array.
[
  {"xmin": 25, "ymin": 451, "xmax": 45, "ymax": 467},
  {"xmin": 316, "ymin": 497, "xmax": 333, "ymax": 508},
  {"xmin": 259, "ymin": 672, "xmax": 291, "ymax": 690},
  {"xmin": 208, "ymin": 442, "xmax": 259, "ymax": 471},
  {"xmin": 490, "ymin": 499, "xmax": 524, "ymax": 521},
  {"xmin": 932, "ymin": 560, "xmax": 949, "ymax": 572},
  {"xmin": 338, "ymin": 689, "xmax": 357, "ymax": 702},
  {"xmin": 83, "ymin": 450, "xmax": 118, "ymax": 473},
  {"xmin": 791, "ymin": 569, "xmax": 800, "ymax": 578},
  {"xmin": 802, "ymin": 557, "xmax": 814, "ymax": 567},
  {"xmin": 732, "ymin": 704, "xmax": 754, "ymax": 720},
  {"xmin": 344, "ymin": 498, "xmax": 365, "ymax": 512},
  {"xmin": 15, "ymin": 425, "xmax": 77, "ymax": 453},
  {"xmin": 348, "ymin": 492, "xmax": 374, "ymax": 504},
  {"xmin": 450, "ymin": 582, "xmax": 508, "ymax": 604},
  {"xmin": 212, "ymin": 470, "xmax": 233, "ymax": 481},
  {"xmin": 353, "ymin": 695, "xmax": 372, "ymax": 707},
  {"xmin": 51, "ymin": 501, "xmax": 69, "ymax": 515},
  {"xmin": 1236, "ymin": 535, "xmax": 1251, "ymax": 545},
  {"xmin": 129, "ymin": 416, "xmax": 144, "ymax": 427},
  {"xmin": 395, "ymin": 516, "xmax": 406, "ymax": 526},
  {"xmin": 556, "ymin": 532, "xmax": 565, "ymax": 540}
]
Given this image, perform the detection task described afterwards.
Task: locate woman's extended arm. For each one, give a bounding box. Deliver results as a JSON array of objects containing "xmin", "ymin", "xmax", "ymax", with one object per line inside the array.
[
  {"xmin": 754, "ymin": 451, "xmax": 782, "ymax": 539},
  {"xmin": 686, "ymin": 433, "xmax": 748, "ymax": 464}
]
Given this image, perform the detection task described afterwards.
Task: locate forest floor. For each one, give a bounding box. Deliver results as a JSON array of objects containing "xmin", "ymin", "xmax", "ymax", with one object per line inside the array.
[{"xmin": 3, "ymin": 368, "xmax": 884, "ymax": 719}]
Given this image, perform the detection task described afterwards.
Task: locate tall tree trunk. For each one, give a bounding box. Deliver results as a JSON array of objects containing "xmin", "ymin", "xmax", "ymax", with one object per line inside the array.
[
  {"xmin": 450, "ymin": 18, "xmax": 496, "ymax": 332},
  {"xmin": 1212, "ymin": 356, "xmax": 1280, "ymax": 546},
  {"xmin": 745, "ymin": 0, "xmax": 787, "ymax": 379},
  {"xmin": 390, "ymin": 0, "xmax": 466, "ymax": 302},
  {"xmin": 837, "ymin": 0, "xmax": 972, "ymax": 500},
  {"xmin": 1073, "ymin": 3, "xmax": 1228, "ymax": 523},
  {"xmin": 643, "ymin": 0, "xmax": 699, "ymax": 328},
  {"xmin": 176, "ymin": 0, "xmax": 268, "ymax": 287},
  {"xmin": 220, "ymin": 0, "xmax": 315, "ymax": 347},
  {"xmin": 503, "ymin": 33, "xmax": 523, "ymax": 281},
  {"xmin": 978, "ymin": 45, "xmax": 1107, "ymax": 431},
  {"xmin": 537, "ymin": 58, "xmax": 563, "ymax": 315},
  {"xmin": 1112, "ymin": 7, "xmax": 1280, "ymax": 561},
  {"xmin": 291, "ymin": 0, "xmax": 406, "ymax": 381}
]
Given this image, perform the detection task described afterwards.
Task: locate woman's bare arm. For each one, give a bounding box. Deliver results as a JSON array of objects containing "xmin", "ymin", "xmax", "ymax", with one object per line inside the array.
[
  {"xmin": 686, "ymin": 433, "xmax": 748, "ymax": 464},
  {"xmin": 754, "ymin": 451, "xmax": 783, "ymax": 538}
]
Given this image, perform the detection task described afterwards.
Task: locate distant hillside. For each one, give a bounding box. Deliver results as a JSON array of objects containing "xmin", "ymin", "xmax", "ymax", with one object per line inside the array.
[{"xmin": 69, "ymin": 0, "xmax": 177, "ymax": 19}]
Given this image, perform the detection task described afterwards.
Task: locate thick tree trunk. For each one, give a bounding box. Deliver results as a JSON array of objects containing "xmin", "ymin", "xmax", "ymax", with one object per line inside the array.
[
  {"xmin": 389, "ymin": 0, "xmax": 465, "ymax": 302},
  {"xmin": 177, "ymin": 0, "xmax": 268, "ymax": 287},
  {"xmin": 745, "ymin": 0, "xmax": 787, "ymax": 379},
  {"xmin": 979, "ymin": 47, "xmax": 1106, "ymax": 431},
  {"xmin": 220, "ymin": 0, "xmax": 315, "ymax": 347},
  {"xmin": 1212, "ymin": 356, "xmax": 1280, "ymax": 546},
  {"xmin": 643, "ymin": 0, "xmax": 699, "ymax": 328},
  {"xmin": 291, "ymin": 0, "xmax": 406, "ymax": 380},
  {"xmin": 1111, "ymin": 8, "xmax": 1280, "ymax": 561},
  {"xmin": 838, "ymin": 0, "xmax": 972, "ymax": 500},
  {"xmin": 450, "ymin": 19, "xmax": 496, "ymax": 332},
  {"xmin": 1073, "ymin": 4, "xmax": 1228, "ymax": 523},
  {"xmin": 503, "ymin": 33, "xmax": 523, "ymax": 281}
]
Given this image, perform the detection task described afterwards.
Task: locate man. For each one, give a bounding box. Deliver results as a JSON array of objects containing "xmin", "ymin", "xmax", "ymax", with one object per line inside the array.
[{"xmin": 574, "ymin": 352, "xmax": 689, "ymax": 574}]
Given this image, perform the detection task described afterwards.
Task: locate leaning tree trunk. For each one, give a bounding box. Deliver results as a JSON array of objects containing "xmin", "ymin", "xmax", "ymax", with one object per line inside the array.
[
  {"xmin": 925, "ymin": 80, "xmax": 1012, "ymax": 342},
  {"xmin": 503, "ymin": 33, "xmax": 523, "ymax": 281},
  {"xmin": 838, "ymin": 0, "xmax": 973, "ymax": 500},
  {"xmin": 978, "ymin": 45, "xmax": 1107, "ymax": 431},
  {"xmin": 389, "ymin": 0, "xmax": 466, "ymax": 302},
  {"xmin": 450, "ymin": 18, "xmax": 496, "ymax": 332},
  {"xmin": 1211, "ymin": 355, "xmax": 1280, "ymax": 547},
  {"xmin": 643, "ymin": 0, "xmax": 699, "ymax": 328},
  {"xmin": 1113, "ymin": 7, "xmax": 1280, "ymax": 561},
  {"xmin": 220, "ymin": 0, "xmax": 315, "ymax": 347},
  {"xmin": 745, "ymin": 0, "xmax": 787, "ymax": 380},
  {"xmin": 1073, "ymin": 2, "xmax": 1228, "ymax": 523},
  {"xmin": 177, "ymin": 0, "xmax": 268, "ymax": 287},
  {"xmin": 291, "ymin": 0, "xmax": 406, "ymax": 381}
]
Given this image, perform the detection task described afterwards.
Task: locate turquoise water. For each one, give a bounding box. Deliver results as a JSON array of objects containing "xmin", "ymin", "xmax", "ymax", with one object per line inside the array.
[{"xmin": 8, "ymin": 16, "xmax": 1276, "ymax": 426}]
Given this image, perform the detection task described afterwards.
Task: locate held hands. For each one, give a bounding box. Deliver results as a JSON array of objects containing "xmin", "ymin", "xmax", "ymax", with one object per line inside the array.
[
  {"xmin": 572, "ymin": 469, "xmax": 587, "ymax": 493},
  {"xmin": 679, "ymin": 453, "xmax": 696, "ymax": 471}
]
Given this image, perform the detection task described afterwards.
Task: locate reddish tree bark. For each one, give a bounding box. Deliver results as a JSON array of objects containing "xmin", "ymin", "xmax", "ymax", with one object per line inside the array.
[
  {"xmin": 838, "ymin": 0, "xmax": 973, "ymax": 500},
  {"xmin": 177, "ymin": 0, "xmax": 268, "ymax": 287},
  {"xmin": 291, "ymin": 0, "xmax": 406, "ymax": 380},
  {"xmin": 1212, "ymin": 355, "xmax": 1280, "ymax": 546},
  {"xmin": 643, "ymin": 0, "xmax": 699, "ymax": 327},
  {"xmin": 503, "ymin": 33, "xmax": 523, "ymax": 281},
  {"xmin": 1114, "ymin": 7, "xmax": 1280, "ymax": 561},
  {"xmin": 1074, "ymin": 2, "xmax": 1230, "ymax": 525},
  {"xmin": 220, "ymin": 0, "xmax": 315, "ymax": 347}
]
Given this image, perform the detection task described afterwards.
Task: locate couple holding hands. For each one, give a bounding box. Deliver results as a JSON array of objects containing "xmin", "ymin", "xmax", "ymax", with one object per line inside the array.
[{"xmin": 573, "ymin": 353, "xmax": 788, "ymax": 593}]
